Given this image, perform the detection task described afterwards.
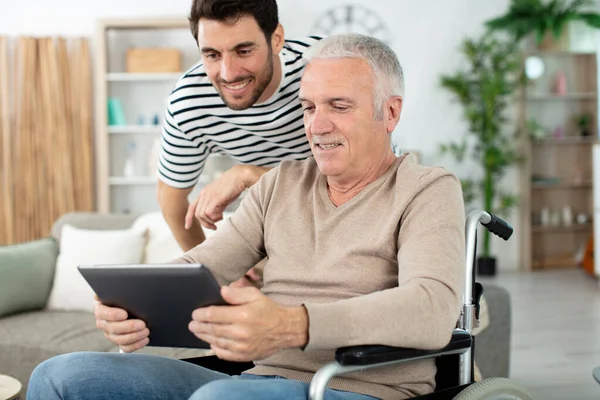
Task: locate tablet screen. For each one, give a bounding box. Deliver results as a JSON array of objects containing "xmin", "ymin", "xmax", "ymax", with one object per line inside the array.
[{"xmin": 78, "ymin": 263, "xmax": 226, "ymax": 349}]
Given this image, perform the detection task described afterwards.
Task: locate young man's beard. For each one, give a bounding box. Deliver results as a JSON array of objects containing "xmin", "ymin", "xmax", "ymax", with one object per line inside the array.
[{"xmin": 218, "ymin": 46, "xmax": 274, "ymax": 111}]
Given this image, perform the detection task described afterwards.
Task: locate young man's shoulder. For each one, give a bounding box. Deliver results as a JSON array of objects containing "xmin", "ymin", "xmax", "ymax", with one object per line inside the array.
[
  {"xmin": 279, "ymin": 36, "xmax": 323, "ymax": 84},
  {"xmin": 170, "ymin": 62, "xmax": 214, "ymax": 95},
  {"xmin": 282, "ymin": 35, "xmax": 323, "ymax": 55}
]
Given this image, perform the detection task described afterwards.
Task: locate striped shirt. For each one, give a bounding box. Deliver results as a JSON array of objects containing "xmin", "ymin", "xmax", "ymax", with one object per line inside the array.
[{"xmin": 158, "ymin": 36, "xmax": 322, "ymax": 189}]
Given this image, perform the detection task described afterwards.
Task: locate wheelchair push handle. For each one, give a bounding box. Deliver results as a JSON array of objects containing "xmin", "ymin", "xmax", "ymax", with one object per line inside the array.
[{"xmin": 481, "ymin": 212, "xmax": 513, "ymax": 241}]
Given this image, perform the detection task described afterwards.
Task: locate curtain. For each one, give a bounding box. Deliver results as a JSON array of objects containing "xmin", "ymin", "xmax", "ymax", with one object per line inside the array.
[{"xmin": 0, "ymin": 36, "xmax": 94, "ymax": 245}]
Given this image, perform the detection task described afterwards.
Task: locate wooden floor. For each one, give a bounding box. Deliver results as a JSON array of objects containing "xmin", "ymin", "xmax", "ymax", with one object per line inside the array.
[{"xmin": 480, "ymin": 268, "xmax": 600, "ymax": 399}]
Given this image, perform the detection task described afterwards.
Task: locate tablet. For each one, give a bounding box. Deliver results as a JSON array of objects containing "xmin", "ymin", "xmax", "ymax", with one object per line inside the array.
[{"xmin": 78, "ymin": 263, "xmax": 227, "ymax": 349}]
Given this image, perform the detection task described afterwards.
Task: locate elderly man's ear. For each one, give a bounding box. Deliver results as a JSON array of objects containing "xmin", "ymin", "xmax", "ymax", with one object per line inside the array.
[{"xmin": 385, "ymin": 96, "xmax": 403, "ymax": 134}]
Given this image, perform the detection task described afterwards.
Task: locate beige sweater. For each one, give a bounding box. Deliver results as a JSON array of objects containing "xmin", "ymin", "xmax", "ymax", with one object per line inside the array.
[{"xmin": 178, "ymin": 155, "xmax": 466, "ymax": 399}]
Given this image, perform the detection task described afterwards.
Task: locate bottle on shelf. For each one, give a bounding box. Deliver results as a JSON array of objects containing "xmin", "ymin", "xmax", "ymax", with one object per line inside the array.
[
  {"xmin": 123, "ymin": 141, "xmax": 138, "ymax": 177},
  {"xmin": 562, "ymin": 205, "xmax": 573, "ymax": 227},
  {"xmin": 540, "ymin": 207, "xmax": 550, "ymax": 226}
]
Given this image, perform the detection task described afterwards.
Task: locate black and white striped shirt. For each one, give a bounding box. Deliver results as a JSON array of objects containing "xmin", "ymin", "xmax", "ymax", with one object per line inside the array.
[{"xmin": 158, "ymin": 36, "xmax": 322, "ymax": 189}]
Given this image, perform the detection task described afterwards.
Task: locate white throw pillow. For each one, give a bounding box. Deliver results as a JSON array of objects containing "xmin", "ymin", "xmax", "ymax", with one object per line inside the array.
[
  {"xmin": 132, "ymin": 212, "xmax": 184, "ymax": 263},
  {"xmin": 46, "ymin": 224, "xmax": 147, "ymax": 312},
  {"xmin": 132, "ymin": 211, "xmax": 234, "ymax": 264}
]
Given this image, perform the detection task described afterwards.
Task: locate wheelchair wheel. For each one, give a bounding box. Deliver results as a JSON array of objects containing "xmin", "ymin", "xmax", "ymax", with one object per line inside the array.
[{"xmin": 453, "ymin": 377, "xmax": 533, "ymax": 400}]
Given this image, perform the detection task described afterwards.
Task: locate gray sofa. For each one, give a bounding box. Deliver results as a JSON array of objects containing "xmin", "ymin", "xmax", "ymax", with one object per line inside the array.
[{"xmin": 0, "ymin": 212, "xmax": 511, "ymax": 393}]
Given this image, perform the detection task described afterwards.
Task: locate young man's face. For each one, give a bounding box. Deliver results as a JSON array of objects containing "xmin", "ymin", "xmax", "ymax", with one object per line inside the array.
[{"xmin": 197, "ymin": 15, "xmax": 280, "ymax": 110}]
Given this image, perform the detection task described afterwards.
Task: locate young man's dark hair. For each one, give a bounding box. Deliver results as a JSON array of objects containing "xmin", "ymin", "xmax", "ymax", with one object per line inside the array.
[{"xmin": 189, "ymin": 0, "xmax": 279, "ymax": 45}]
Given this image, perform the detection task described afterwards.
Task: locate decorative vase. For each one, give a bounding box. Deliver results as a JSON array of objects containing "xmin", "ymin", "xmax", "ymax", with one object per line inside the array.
[{"xmin": 555, "ymin": 71, "xmax": 567, "ymax": 95}]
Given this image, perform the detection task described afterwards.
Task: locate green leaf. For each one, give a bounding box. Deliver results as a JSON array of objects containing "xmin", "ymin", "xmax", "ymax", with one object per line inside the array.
[
  {"xmin": 460, "ymin": 179, "xmax": 477, "ymax": 205},
  {"xmin": 439, "ymin": 31, "xmax": 523, "ymax": 258},
  {"xmin": 484, "ymin": 0, "xmax": 600, "ymax": 44},
  {"xmin": 552, "ymin": 21, "xmax": 564, "ymax": 40},
  {"xmin": 535, "ymin": 27, "xmax": 546, "ymax": 45},
  {"xmin": 485, "ymin": 15, "xmax": 518, "ymax": 30},
  {"xmin": 495, "ymin": 193, "xmax": 519, "ymax": 217},
  {"xmin": 578, "ymin": 13, "xmax": 600, "ymax": 28}
]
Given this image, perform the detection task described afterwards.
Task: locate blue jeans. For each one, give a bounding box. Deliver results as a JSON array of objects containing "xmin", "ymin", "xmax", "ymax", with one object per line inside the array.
[{"xmin": 26, "ymin": 352, "xmax": 380, "ymax": 400}]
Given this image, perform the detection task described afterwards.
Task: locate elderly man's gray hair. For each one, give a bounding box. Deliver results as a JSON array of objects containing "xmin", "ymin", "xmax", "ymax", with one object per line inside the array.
[{"xmin": 304, "ymin": 34, "xmax": 404, "ymax": 120}]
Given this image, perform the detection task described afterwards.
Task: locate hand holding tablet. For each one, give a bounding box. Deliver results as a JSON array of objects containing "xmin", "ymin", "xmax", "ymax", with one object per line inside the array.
[{"xmin": 78, "ymin": 263, "xmax": 226, "ymax": 349}]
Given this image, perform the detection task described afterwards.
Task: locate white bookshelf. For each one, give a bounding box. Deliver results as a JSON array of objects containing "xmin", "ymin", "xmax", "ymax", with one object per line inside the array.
[
  {"xmin": 109, "ymin": 175, "xmax": 213, "ymax": 186},
  {"xmin": 95, "ymin": 18, "xmax": 238, "ymax": 215},
  {"xmin": 106, "ymin": 72, "xmax": 183, "ymax": 82},
  {"xmin": 526, "ymin": 92, "xmax": 597, "ymax": 101},
  {"xmin": 108, "ymin": 125, "xmax": 163, "ymax": 135},
  {"xmin": 108, "ymin": 176, "xmax": 158, "ymax": 185},
  {"xmin": 520, "ymin": 50, "xmax": 599, "ymax": 271}
]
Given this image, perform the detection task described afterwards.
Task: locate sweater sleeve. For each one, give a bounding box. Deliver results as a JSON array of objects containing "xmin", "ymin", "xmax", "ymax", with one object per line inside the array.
[
  {"xmin": 303, "ymin": 172, "xmax": 466, "ymax": 351},
  {"xmin": 171, "ymin": 168, "xmax": 279, "ymax": 286}
]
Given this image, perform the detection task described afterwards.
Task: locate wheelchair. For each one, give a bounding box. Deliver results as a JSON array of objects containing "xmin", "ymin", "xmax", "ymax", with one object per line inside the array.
[{"xmin": 182, "ymin": 210, "xmax": 533, "ymax": 399}]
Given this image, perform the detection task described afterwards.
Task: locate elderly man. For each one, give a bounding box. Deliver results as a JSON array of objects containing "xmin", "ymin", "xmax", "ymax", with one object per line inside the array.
[{"xmin": 27, "ymin": 34, "xmax": 465, "ymax": 400}]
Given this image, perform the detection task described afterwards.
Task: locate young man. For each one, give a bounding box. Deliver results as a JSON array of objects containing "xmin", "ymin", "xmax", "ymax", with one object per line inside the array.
[
  {"xmin": 158, "ymin": 0, "xmax": 321, "ymax": 252},
  {"xmin": 28, "ymin": 33, "xmax": 465, "ymax": 400}
]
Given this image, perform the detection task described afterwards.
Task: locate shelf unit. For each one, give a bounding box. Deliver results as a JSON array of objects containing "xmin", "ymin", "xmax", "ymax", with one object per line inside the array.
[
  {"xmin": 109, "ymin": 176, "xmax": 159, "ymax": 186},
  {"xmin": 532, "ymin": 136, "xmax": 598, "ymax": 145},
  {"xmin": 526, "ymin": 93, "xmax": 597, "ymax": 100},
  {"xmin": 531, "ymin": 182, "xmax": 593, "ymax": 189},
  {"xmin": 108, "ymin": 125, "xmax": 163, "ymax": 135},
  {"xmin": 521, "ymin": 50, "xmax": 598, "ymax": 270},
  {"xmin": 106, "ymin": 72, "xmax": 182, "ymax": 82},
  {"xmin": 94, "ymin": 18, "xmax": 239, "ymax": 215},
  {"xmin": 532, "ymin": 223, "xmax": 593, "ymax": 233},
  {"xmin": 94, "ymin": 18, "xmax": 192, "ymax": 214}
]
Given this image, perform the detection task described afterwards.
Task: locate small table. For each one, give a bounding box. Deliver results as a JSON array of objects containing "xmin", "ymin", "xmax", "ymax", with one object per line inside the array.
[
  {"xmin": 0, "ymin": 375, "xmax": 21, "ymax": 400},
  {"xmin": 593, "ymin": 366, "xmax": 600, "ymax": 385}
]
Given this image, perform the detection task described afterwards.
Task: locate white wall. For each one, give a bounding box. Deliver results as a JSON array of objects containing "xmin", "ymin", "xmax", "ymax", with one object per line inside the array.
[{"xmin": 0, "ymin": 0, "xmax": 528, "ymax": 270}]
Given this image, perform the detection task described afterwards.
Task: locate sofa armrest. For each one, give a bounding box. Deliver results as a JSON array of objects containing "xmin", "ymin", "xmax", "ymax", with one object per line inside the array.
[{"xmin": 0, "ymin": 238, "xmax": 59, "ymax": 317}]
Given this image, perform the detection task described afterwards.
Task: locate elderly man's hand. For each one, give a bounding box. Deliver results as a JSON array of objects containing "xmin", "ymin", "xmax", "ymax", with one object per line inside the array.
[
  {"xmin": 93, "ymin": 295, "xmax": 149, "ymax": 353},
  {"xmin": 189, "ymin": 286, "xmax": 308, "ymax": 362}
]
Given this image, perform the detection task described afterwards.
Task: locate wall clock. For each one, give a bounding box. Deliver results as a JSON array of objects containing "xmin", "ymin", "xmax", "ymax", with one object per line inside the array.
[{"xmin": 311, "ymin": 4, "xmax": 392, "ymax": 45}]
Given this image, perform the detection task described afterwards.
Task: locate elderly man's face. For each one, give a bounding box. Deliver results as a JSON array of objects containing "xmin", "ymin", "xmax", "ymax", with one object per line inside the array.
[{"xmin": 299, "ymin": 58, "xmax": 392, "ymax": 182}]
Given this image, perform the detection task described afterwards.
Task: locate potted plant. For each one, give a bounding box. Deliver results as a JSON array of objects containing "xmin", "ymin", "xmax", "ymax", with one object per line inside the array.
[
  {"xmin": 440, "ymin": 33, "xmax": 524, "ymax": 276},
  {"xmin": 573, "ymin": 112, "xmax": 593, "ymax": 136},
  {"xmin": 526, "ymin": 119, "xmax": 548, "ymax": 140},
  {"xmin": 484, "ymin": 0, "xmax": 600, "ymax": 49}
]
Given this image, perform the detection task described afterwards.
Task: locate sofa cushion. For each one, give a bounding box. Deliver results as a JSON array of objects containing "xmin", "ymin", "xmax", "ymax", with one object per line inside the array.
[
  {"xmin": 0, "ymin": 310, "xmax": 211, "ymax": 392},
  {"xmin": 46, "ymin": 224, "xmax": 147, "ymax": 312},
  {"xmin": 132, "ymin": 212, "xmax": 184, "ymax": 263},
  {"xmin": 0, "ymin": 238, "xmax": 58, "ymax": 317},
  {"xmin": 131, "ymin": 211, "xmax": 235, "ymax": 263},
  {"xmin": 0, "ymin": 310, "xmax": 112, "ymax": 353}
]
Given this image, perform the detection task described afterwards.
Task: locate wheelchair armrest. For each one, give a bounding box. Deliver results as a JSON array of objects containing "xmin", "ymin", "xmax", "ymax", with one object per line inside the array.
[{"xmin": 334, "ymin": 330, "xmax": 472, "ymax": 366}]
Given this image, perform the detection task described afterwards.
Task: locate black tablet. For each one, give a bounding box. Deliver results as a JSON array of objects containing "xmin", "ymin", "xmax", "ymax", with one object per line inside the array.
[{"xmin": 78, "ymin": 263, "xmax": 227, "ymax": 349}]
